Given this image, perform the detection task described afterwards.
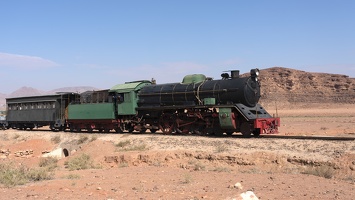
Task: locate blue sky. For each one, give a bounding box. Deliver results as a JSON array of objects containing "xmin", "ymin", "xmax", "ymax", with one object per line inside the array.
[{"xmin": 0, "ymin": 0, "xmax": 354, "ymax": 94}]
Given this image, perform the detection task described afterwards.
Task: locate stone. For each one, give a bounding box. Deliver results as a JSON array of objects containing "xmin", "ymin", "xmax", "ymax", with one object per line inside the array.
[
  {"xmin": 239, "ymin": 191, "xmax": 259, "ymax": 200},
  {"xmin": 234, "ymin": 182, "xmax": 243, "ymax": 190}
]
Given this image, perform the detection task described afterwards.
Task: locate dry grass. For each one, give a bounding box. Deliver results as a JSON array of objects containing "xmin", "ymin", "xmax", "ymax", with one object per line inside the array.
[
  {"xmin": 51, "ymin": 135, "xmax": 61, "ymax": 144},
  {"xmin": 116, "ymin": 140, "xmax": 131, "ymax": 148},
  {"xmin": 39, "ymin": 157, "xmax": 58, "ymax": 170},
  {"xmin": 181, "ymin": 173, "xmax": 193, "ymax": 184},
  {"xmin": 90, "ymin": 135, "xmax": 98, "ymax": 142},
  {"xmin": 12, "ymin": 134, "xmax": 20, "ymax": 140},
  {"xmin": 215, "ymin": 144, "xmax": 229, "ymax": 153},
  {"xmin": 302, "ymin": 165, "xmax": 335, "ymax": 179},
  {"xmin": 116, "ymin": 140, "xmax": 147, "ymax": 151},
  {"xmin": 64, "ymin": 154, "xmax": 98, "ymax": 171},
  {"xmin": 0, "ymin": 162, "xmax": 54, "ymax": 187},
  {"xmin": 213, "ymin": 166, "xmax": 231, "ymax": 172},
  {"xmin": 77, "ymin": 135, "xmax": 89, "ymax": 144},
  {"xmin": 64, "ymin": 174, "xmax": 81, "ymax": 179}
]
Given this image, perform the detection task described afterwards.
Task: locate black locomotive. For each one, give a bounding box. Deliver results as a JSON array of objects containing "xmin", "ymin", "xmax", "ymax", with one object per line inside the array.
[{"xmin": 136, "ymin": 69, "xmax": 279, "ymax": 136}]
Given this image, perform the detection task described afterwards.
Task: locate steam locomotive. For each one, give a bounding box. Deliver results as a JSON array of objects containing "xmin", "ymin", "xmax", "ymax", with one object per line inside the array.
[{"xmin": 5, "ymin": 69, "xmax": 279, "ymax": 137}]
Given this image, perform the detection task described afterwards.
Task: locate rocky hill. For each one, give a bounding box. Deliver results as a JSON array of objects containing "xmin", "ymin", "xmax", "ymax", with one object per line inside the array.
[{"xmin": 258, "ymin": 67, "xmax": 355, "ymax": 108}]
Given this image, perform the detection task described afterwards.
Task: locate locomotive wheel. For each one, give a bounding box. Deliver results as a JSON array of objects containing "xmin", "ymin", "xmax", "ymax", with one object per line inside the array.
[
  {"xmin": 240, "ymin": 122, "xmax": 252, "ymax": 137},
  {"xmin": 192, "ymin": 125, "xmax": 206, "ymax": 135},
  {"xmin": 159, "ymin": 113, "xmax": 176, "ymax": 134},
  {"xmin": 176, "ymin": 127, "xmax": 189, "ymax": 134},
  {"xmin": 150, "ymin": 129, "xmax": 158, "ymax": 133},
  {"xmin": 115, "ymin": 127, "xmax": 123, "ymax": 133},
  {"xmin": 226, "ymin": 131, "xmax": 234, "ymax": 136},
  {"xmin": 214, "ymin": 131, "xmax": 224, "ymax": 137},
  {"xmin": 128, "ymin": 127, "xmax": 134, "ymax": 133},
  {"xmin": 160, "ymin": 123, "xmax": 175, "ymax": 134},
  {"xmin": 253, "ymin": 128, "xmax": 261, "ymax": 137}
]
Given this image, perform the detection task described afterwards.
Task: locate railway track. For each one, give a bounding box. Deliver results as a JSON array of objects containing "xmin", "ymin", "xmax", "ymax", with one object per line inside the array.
[
  {"xmin": 2, "ymin": 127, "xmax": 355, "ymax": 141},
  {"xmin": 259, "ymin": 134, "xmax": 355, "ymax": 141}
]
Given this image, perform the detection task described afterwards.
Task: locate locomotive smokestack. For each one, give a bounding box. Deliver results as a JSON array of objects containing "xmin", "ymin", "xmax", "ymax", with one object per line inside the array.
[{"xmin": 231, "ymin": 70, "xmax": 239, "ymax": 79}]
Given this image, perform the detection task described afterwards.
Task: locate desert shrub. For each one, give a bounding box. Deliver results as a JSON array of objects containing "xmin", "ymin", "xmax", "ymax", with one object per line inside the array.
[
  {"xmin": 39, "ymin": 157, "xmax": 58, "ymax": 170},
  {"xmin": 193, "ymin": 162, "xmax": 206, "ymax": 171},
  {"xmin": 116, "ymin": 140, "xmax": 147, "ymax": 151},
  {"xmin": 26, "ymin": 168, "xmax": 53, "ymax": 182},
  {"xmin": 51, "ymin": 135, "xmax": 61, "ymax": 144},
  {"xmin": 90, "ymin": 135, "xmax": 97, "ymax": 142},
  {"xmin": 118, "ymin": 162, "xmax": 129, "ymax": 168},
  {"xmin": 116, "ymin": 140, "xmax": 131, "ymax": 148},
  {"xmin": 213, "ymin": 166, "xmax": 231, "ymax": 172},
  {"xmin": 0, "ymin": 134, "xmax": 9, "ymax": 141},
  {"xmin": 64, "ymin": 154, "xmax": 96, "ymax": 171},
  {"xmin": 124, "ymin": 144, "xmax": 147, "ymax": 151},
  {"xmin": 302, "ymin": 165, "xmax": 334, "ymax": 179},
  {"xmin": 0, "ymin": 163, "xmax": 53, "ymax": 187},
  {"xmin": 0, "ymin": 163, "xmax": 28, "ymax": 187},
  {"xmin": 182, "ymin": 173, "xmax": 193, "ymax": 184},
  {"xmin": 77, "ymin": 135, "xmax": 89, "ymax": 144},
  {"xmin": 215, "ymin": 144, "xmax": 229, "ymax": 153},
  {"xmin": 13, "ymin": 134, "xmax": 20, "ymax": 140},
  {"xmin": 64, "ymin": 174, "xmax": 81, "ymax": 179}
]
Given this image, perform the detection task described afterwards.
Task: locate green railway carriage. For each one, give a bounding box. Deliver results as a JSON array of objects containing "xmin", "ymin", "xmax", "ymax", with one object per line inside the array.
[
  {"xmin": 67, "ymin": 80, "xmax": 151, "ymax": 132},
  {"xmin": 67, "ymin": 89, "xmax": 118, "ymax": 132}
]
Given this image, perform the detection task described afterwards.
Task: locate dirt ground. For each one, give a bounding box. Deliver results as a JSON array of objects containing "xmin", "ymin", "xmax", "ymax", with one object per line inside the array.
[{"xmin": 1, "ymin": 104, "xmax": 355, "ymax": 200}]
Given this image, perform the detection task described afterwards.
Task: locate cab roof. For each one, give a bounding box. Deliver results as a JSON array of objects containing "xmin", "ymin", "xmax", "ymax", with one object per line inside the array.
[{"xmin": 109, "ymin": 80, "xmax": 151, "ymax": 93}]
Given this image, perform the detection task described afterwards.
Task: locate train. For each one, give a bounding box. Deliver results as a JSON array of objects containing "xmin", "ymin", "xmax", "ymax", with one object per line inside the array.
[{"xmin": 3, "ymin": 69, "xmax": 280, "ymax": 137}]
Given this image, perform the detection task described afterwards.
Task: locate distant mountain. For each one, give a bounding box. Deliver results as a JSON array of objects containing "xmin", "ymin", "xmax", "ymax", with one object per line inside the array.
[
  {"xmin": 9, "ymin": 86, "xmax": 45, "ymax": 98},
  {"xmin": 0, "ymin": 86, "xmax": 98, "ymax": 111},
  {"xmin": 0, "ymin": 93, "xmax": 6, "ymax": 99},
  {"xmin": 48, "ymin": 86, "xmax": 99, "ymax": 94},
  {"xmin": 0, "ymin": 93, "xmax": 6, "ymax": 110}
]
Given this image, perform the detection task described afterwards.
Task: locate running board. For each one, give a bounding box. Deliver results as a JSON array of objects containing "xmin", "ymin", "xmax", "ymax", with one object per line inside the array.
[{"xmin": 234, "ymin": 103, "xmax": 273, "ymax": 121}]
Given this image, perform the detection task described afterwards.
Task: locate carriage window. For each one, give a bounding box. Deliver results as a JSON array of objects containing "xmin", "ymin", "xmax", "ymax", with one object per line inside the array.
[{"xmin": 52, "ymin": 102, "xmax": 56, "ymax": 108}]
